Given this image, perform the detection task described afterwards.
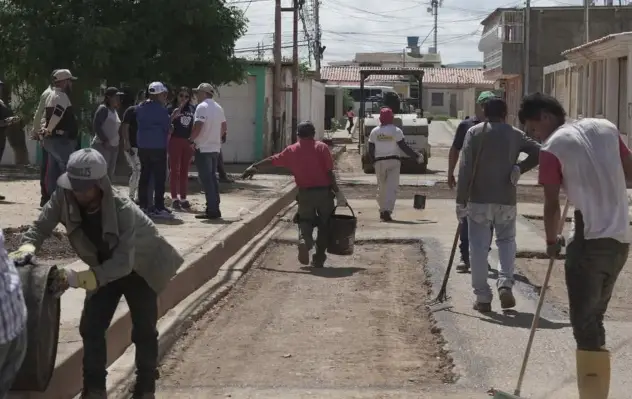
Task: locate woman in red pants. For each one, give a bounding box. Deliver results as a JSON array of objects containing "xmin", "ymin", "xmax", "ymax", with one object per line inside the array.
[{"xmin": 168, "ymin": 87, "xmax": 196, "ymax": 209}]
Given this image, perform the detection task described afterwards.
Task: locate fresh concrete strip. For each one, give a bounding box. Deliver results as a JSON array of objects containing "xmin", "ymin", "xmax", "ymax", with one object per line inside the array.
[{"xmin": 104, "ymin": 203, "xmax": 296, "ymax": 398}]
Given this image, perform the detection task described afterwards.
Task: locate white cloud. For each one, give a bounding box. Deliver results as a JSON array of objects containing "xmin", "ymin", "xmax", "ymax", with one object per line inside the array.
[{"xmin": 234, "ymin": 0, "xmax": 586, "ymax": 65}]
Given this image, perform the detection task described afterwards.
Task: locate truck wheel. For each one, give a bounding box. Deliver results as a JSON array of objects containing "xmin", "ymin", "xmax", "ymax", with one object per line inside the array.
[{"xmin": 363, "ymin": 164, "xmax": 375, "ymax": 174}]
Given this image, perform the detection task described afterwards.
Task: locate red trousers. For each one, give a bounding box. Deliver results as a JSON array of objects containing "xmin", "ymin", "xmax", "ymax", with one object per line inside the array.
[{"xmin": 168, "ymin": 136, "xmax": 194, "ymax": 199}]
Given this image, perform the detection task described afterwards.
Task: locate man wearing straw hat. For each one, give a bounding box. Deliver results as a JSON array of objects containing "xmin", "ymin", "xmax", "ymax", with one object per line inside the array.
[
  {"xmin": 521, "ymin": 93, "xmax": 630, "ymax": 399},
  {"xmin": 456, "ymin": 97, "xmax": 540, "ymax": 313}
]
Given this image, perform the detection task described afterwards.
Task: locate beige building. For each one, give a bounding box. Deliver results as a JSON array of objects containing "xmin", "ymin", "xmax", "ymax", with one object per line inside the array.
[{"xmin": 542, "ymin": 32, "xmax": 632, "ymax": 141}]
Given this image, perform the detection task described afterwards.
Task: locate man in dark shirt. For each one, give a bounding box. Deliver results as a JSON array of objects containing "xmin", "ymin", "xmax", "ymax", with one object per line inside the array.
[
  {"xmin": 0, "ymin": 81, "xmax": 18, "ymax": 201},
  {"xmin": 121, "ymin": 103, "xmax": 141, "ymax": 202},
  {"xmin": 448, "ymin": 91, "xmax": 495, "ymax": 273}
]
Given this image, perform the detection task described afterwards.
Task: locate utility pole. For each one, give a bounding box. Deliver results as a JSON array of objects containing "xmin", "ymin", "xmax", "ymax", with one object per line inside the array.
[
  {"xmin": 584, "ymin": 0, "xmax": 590, "ymax": 43},
  {"xmin": 429, "ymin": 0, "xmax": 439, "ymax": 52},
  {"xmin": 291, "ymin": 0, "xmax": 300, "ymax": 143},
  {"xmin": 273, "ymin": 0, "xmax": 282, "ymax": 152},
  {"xmin": 523, "ymin": 0, "xmax": 531, "ymax": 97},
  {"xmin": 314, "ymin": 0, "xmax": 322, "ymax": 78}
]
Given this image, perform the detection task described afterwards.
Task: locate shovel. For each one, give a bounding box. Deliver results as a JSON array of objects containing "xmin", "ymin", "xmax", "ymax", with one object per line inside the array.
[{"xmin": 490, "ymin": 200, "xmax": 570, "ymax": 399}]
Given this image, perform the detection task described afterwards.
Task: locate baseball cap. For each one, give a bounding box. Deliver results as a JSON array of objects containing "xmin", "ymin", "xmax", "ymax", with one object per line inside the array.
[
  {"xmin": 193, "ymin": 83, "xmax": 214, "ymax": 95},
  {"xmin": 53, "ymin": 69, "xmax": 77, "ymax": 82},
  {"xmin": 104, "ymin": 87, "xmax": 124, "ymax": 97},
  {"xmin": 476, "ymin": 91, "xmax": 497, "ymax": 104},
  {"xmin": 379, "ymin": 107, "xmax": 394, "ymax": 125},
  {"xmin": 148, "ymin": 82, "xmax": 168, "ymax": 95},
  {"xmin": 57, "ymin": 149, "xmax": 108, "ymax": 192},
  {"xmin": 297, "ymin": 121, "xmax": 316, "ymax": 137}
]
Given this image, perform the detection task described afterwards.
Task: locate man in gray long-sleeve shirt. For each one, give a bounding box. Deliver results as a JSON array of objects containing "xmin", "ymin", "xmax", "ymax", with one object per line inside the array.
[{"xmin": 456, "ymin": 97, "xmax": 540, "ymax": 313}]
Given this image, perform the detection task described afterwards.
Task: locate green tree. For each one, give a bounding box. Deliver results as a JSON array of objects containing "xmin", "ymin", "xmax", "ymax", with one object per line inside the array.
[{"xmin": 0, "ymin": 0, "xmax": 247, "ymax": 133}]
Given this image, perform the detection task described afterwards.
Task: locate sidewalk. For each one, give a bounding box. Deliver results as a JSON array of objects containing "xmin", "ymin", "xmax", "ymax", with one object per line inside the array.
[{"xmin": 4, "ymin": 175, "xmax": 295, "ymax": 399}]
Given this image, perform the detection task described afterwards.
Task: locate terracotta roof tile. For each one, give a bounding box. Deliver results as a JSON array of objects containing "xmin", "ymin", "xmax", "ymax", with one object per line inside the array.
[
  {"xmin": 321, "ymin": 66, "xmax": 494, "ymax": 86},
  {"xmin": 561, "ymin": 32, "xmax": 632, "ymax": 56}
]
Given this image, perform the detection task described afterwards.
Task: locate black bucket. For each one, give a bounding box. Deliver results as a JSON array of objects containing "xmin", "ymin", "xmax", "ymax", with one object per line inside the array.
[
  {"xmin": 327, "ymin": 205, "xmax": 357, "ymax": 256},
  {"xmin": 12, "ymin": 263, "xmax": 61, "ymax": 392},
  {"xmin": 413, "ymin": 194, "xmax": 426, "ymax": 210}
]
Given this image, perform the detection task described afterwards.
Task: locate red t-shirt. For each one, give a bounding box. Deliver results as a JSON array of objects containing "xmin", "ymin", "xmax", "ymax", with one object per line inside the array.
[
  {"xmin": 271, "ymin": 139, "xmax": 333, "ymax": 188},
  {"xmin": 347, "ymin": 111, "xmax": 355, "ymax": 118}
]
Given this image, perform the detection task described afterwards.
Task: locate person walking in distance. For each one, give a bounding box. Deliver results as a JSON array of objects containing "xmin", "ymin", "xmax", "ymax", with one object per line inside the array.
[
  {"xmin": 32, "ymin": 70, "xmax": 58, "ymax": 207},
  {"xmin": 91, "ymin": 87, "xmax": 123, "ymax": 179},
  {"xmin": 39, "ymin": 69, "xmax": 79, "ymax": 195},
  {"xmin": 456, "ymin": 97, "xmax": 540, "ymax": 313},
  {"xmin": 190, "ymin": 83, "xmax": 225, "ymax": 219},
  {"xmin": 346, "ymin": 106, "xmax": 355, "ymax": 134},
  {"xmin": 168, "ymin": 87, "xmax": 195, "ymax": 209},
  {"xmin": 121, "ymin": 91, "xmax": 144, "ymax": 203},
  {"xmin": 8, "ymin": 149, "xmax": 183, "ymax": 399},
  {"xmin": 367, "ymin": 107, "xmax": 424, "ymax": 221},
  {"xmin": 0, "ymin": 227, "xmax": 27, "ymax": 398},
  {"xmin": 136, "ymin": 82, "xmax": 172, "ymax": 219},
  {"xmin": 242, "ymin": 121, "xmax": 347, "ymax": 267},
  {"xmin": 521, "ymin": 93, "xmax": 630, "ymax": 399},
  {"xmin": 448, "ymin": 91, "xmax": 496, "ymax": 273}
]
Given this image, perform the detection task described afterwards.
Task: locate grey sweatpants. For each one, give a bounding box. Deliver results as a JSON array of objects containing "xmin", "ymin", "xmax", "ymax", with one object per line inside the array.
[
  {"xmin": 91, "ymin": 142, "xmax": 119, "ymax": 179},
  {"xmin": 42, "ymin": 136, "xmax": 77, "ymax": 194},
  {"xmin": 0, "ymin": 329, "xmax": 27, "ymax": 398}
]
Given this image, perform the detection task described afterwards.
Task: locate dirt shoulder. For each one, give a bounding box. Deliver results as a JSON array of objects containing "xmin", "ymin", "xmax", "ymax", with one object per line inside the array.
[{"xmin": 157, "ymin": 242, "xmax": 454, "ymax": 395}]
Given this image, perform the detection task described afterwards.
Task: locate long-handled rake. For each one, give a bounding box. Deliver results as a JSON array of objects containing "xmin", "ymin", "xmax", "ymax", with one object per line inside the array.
[
  {"xmin": 428, "ymin": 122, "xmax": 489, "ymax": 306},
  {"xmin": 489, "ymin": 200, "xmax": 570, "ymax": 399}
]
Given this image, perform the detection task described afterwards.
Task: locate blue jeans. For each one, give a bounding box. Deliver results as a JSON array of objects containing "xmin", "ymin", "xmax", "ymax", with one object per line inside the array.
[
  {"xmin": 459, "ymin": 217, "xmax": 494, "ymax": 262},
  {"xmin": 195, "ymin": 151, "xmax": 220, "ymax": 213},
  {"xmin": 467, "ymin": 203, "xmax": 517, "ymax": 303},
  {"xmin": 42, "ymin": 136, "xmax": 77, "ymax": 194}
]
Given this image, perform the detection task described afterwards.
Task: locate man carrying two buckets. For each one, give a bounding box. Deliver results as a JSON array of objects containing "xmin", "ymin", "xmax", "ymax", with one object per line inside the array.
[{"xmin": 242, "ymin": 121, "xmax": 355, "ymax": 266}]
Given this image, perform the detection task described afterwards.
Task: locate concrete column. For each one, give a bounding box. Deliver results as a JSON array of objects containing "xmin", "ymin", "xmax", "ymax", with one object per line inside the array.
[
  {"xmin": 605, "ymin": 58, "xmax": 619, "ymax": 124},
  {"xmin": 627, "ymin": 48, "xmax": 632, "ymax": 147},
  {"xmin": 335, "ymin": 89, "xmax": 343, "ymax": 120},
  {"xmin": 587, "ymin": 61, "xmax": 596, "ymax": 117}
]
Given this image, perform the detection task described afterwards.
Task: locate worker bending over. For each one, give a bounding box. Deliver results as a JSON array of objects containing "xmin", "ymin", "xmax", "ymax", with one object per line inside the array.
[
  {"xmin": 456, "ymin": 97, "xmax": 539, "ymax": 313},
  {"xmin": 9, "ymin": 149, "xmax": 183, "ymax": 399},
  {"xmin": 242, "ymin": 121, "xmax": 346, "ymax": 268},
  {"xmin": 521, "ymin": 93, "xmax": 630, "ymax": 399},
  {"xmin": 368, "ymin": 107, "xmax": 423, "ymax": 221}
]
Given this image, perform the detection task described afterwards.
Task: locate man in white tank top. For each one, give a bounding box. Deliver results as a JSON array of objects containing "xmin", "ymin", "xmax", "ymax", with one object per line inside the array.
[{"xmin": 520, "ymin": 93, "xmax": 630, "ymax": 399}]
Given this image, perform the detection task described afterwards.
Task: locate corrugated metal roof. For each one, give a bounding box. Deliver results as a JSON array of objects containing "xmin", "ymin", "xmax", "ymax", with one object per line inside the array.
[
  {"xmin": 321, "ymin": 66, "xmax": 493, "ymax": 86},
  {"xmin": 561, "ymin": 32, "xmax": 632, "ymax": 56}
]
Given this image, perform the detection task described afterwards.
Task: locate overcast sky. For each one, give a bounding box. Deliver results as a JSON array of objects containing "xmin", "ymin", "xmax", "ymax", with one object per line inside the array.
[{"xmin": 234, "ymin": 0, "xmax": 588, "ymax": 65}]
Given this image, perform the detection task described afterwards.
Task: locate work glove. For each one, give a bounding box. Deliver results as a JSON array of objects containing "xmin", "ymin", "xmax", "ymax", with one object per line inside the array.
[
  {"xmin": 455, "ymin": 204, "xmax": 467, "ymax": 220},
  {"xmin": 335, "ymin": 191, "xmax": 348, "ymax": 207},
  {"xmin": 8, "ymin": 244, "xmax": 36, "ymax": 267},
  {"xmin": 546, "ymin": 235, "xmax": 566, "ymax": 258},
  {"xmin": 416, "ymin": 153, "xmax": 425, "ymax": 164},
  {"xmin": 241, "ymin": 165, "xmax": 257, "ymax": 180},
  {"xmin": 510, "ymin": 164, "xmax": 521, "ymax": 186},
  {"xmin": 49, "ymin": 268, "xmax": 98, "ymax": 297}
]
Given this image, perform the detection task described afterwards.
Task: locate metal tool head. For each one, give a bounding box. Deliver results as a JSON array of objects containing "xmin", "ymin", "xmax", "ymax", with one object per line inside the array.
[{"xmin": 487, "ymin": 388, "xmax": 524, "ymax": 399}]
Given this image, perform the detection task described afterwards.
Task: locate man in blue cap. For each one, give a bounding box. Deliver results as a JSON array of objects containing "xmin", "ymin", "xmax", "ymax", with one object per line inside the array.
[{"xmin": 447, "ymin": 91, "xmax": 496, "ymax": 273}]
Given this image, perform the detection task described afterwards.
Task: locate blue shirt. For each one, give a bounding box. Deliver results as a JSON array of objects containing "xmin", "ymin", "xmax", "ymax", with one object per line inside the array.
[
  {"xmin": 136, "ymin": 100, "xmax": 170, "ymax": 149},
  {"xmin": 451, "ymin": 117, "xmax": 480, "ymax": 151}
]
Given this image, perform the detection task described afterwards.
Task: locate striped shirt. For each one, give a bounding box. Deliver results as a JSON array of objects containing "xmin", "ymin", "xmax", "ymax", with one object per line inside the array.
[{"xmin": 0, "ymin": 229, "xmax": 27, "ymax": 344}]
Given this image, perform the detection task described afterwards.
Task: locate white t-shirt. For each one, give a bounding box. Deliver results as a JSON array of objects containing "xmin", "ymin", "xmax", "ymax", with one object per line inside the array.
[
  {"xmin": 540, "ymin": 118, "xmax": 630, "ymax": 244},
  {"xmin": 193, "ymin": 99, "xmax": 226, "ymax": 153},
  {"xmin": 368, "ymin": 124, "xmax": 404, "ymax": 159}
]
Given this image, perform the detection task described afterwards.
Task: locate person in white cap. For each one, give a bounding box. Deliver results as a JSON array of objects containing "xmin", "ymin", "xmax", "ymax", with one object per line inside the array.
[
  {"xmin": 136, "ymin": 82, "xmax": 173, "ymax": 218},
  {"xmin": 8, "ymin": 148, "xmax": 184, "ymax": 399},
  {"xmin": 190, "ymin": 82, "xmax": 226, "ymax": 219},
  {"xmin": 39, "ymin": 68, "xmax": 79, "ymax": 195},
  {"xmin": 32, "ymin": 70, "xmax": 59, "ymax": 207}
]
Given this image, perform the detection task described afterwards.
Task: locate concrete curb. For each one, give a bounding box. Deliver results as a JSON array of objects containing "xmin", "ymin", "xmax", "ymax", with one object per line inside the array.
[
  {"xmin": 13, "ymin": 146, "xmax": 346, "ymax": 399},
  {"xmin": 105, "ymin": 204, "xmax": 295, "ymax": 398}
]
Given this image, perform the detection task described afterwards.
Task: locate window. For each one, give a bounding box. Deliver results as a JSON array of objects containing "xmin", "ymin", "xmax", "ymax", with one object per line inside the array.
[{"xmin": 431, "ymin": 92, "xmax": 444, "ymax": 106}]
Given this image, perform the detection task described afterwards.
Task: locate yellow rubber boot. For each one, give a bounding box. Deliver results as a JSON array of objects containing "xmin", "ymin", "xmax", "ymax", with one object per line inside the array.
[{"xmin": 576, "ymin": 349, "xmax": 611, "ymax": 399}]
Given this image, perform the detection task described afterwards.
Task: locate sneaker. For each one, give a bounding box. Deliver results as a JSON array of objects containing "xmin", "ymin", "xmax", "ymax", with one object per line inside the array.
[
  {"xmin": 297, "ymin": 241, "xmax": 310, "ymax": 265},
  {"xmin": 219, "ymin": 175, "xmax": 234, "ymax": 183},
  {"xmin": 132, "ymin": 394, "xmax": 155, "ymax": 399},
  {"xmin": 0, "ymin": 194, "xmax": 5, "ymax": 201},
  {"xmin": 142, "ymin": 208, "xmax": 156, "ymax": 217},
  {"xmin": 180, "ymin": 200, "xmax": 191, "ymax": 209},
  {"xmin": 473, "ymin": 301, "xmax": 492, "ymax": 313},
  {"xmin": 153, "ymin": 208, "xmax": 175, "ymax": 219},
  {"xmin": 382, "ymin": 211, "xmax": 393, "ymax": 222},
  {"xmin": 172, "ymin": 199, "xmax": 181, "ymax": 210},
  {"xmin": 455, "ymin": 260, "xmax": 469, "ymax": 273},
  {"xmin": 498, "ymin": 287, "xmax": 516, "ymax": 309},
  {"xmin": 195, "ymin": 210, "xmax": 222, "ymax": 220},
  {"xmin": 40, "ymin": 197, "xmax": 49, "ymax": 208}
]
